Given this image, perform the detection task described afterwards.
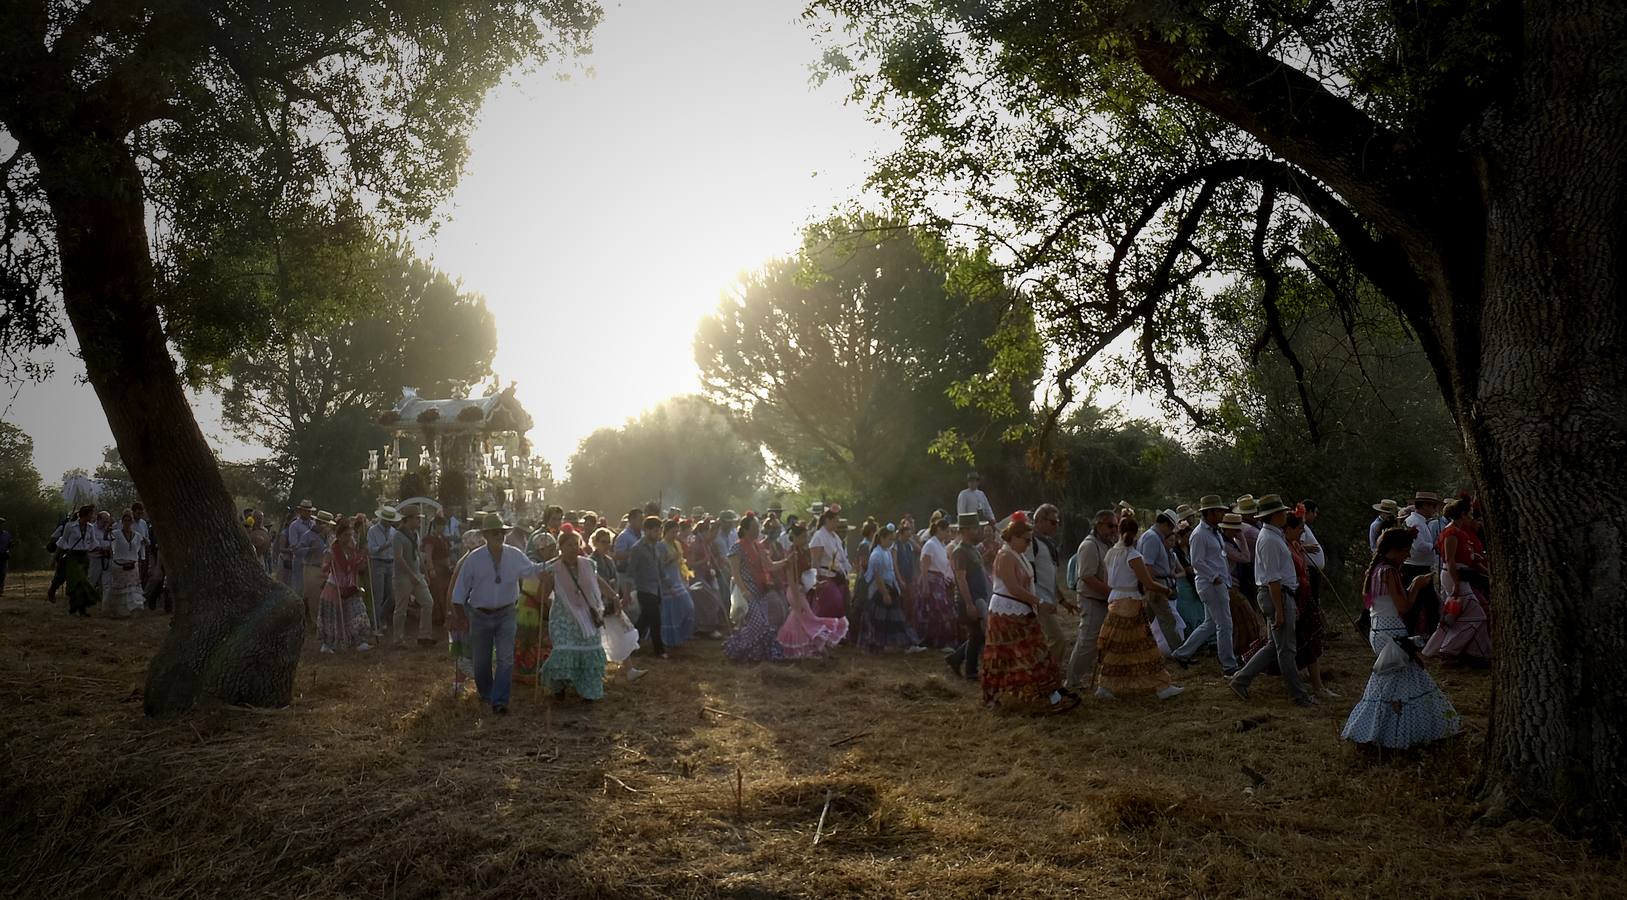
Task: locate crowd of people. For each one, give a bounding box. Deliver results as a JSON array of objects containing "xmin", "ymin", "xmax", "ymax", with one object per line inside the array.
[{"xmin": 14, "ymin": 471, "xmax": 1489, "ymax": 749}]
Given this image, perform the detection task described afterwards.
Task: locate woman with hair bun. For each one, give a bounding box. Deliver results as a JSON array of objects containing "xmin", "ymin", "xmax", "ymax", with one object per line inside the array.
[
  {"xmin": 1094, "ymin": 516, "xmax": 1184, "ymax": 700},
  {"xmin": 980, "ymin": 513, "xmax": 1079, "ymax": 714}
]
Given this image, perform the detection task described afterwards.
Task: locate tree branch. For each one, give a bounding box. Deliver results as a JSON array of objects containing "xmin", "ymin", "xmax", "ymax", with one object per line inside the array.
[
  {"xmin": 1122, "ymin": 1, "xmax": 1460, "ymax": 263},
  {"xmin": 1250, "ymin": 185, "xmax": 1321, "ymax": 445}
]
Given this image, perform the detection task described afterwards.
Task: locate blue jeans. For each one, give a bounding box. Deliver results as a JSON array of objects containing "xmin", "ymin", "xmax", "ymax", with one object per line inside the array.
[
  {"xmin": 467, "ymin": 605, "xmax": 518, "ymax": 707},
  {"xmin": 1175, "ymin": 580, "xmax": 1237, "ymax": 670}
]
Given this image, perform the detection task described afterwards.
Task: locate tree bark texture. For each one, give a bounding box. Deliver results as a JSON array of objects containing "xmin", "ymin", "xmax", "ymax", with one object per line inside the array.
[
  {"xmin": 30, "ymin": 136, "xmax": 304, "ymax": 716},
  {"xmin": 1459, "ymin": 3, "xmax": 1627, "ymax": 841}
]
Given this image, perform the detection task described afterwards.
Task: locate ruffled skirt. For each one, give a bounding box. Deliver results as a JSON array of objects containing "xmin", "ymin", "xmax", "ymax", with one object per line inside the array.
[
  {"xmin": 660, "ymin": 581, "xmax": 696, "ymax": 649},
  {"xmin": 1095, "ymin": 598, "xmax": 1174, "ymax": 695},
  {"xmin": 514, "ymin": 590, "xmax": 546, "ymax": 687},
  {"xmin": 1422, "ymin": 590, "xmax": 1491, "ymax": 662},
  {"xmin": 811, "ymin": 578, "xmax": 848, "ymax": 620},
  {"xmin": 541, "ymin": 606, "xmax": 607, "ymax": 700},
  {"xmin": 911, "ymin": 572, "xmax": 961, "ymax": 649},
  {"xmin": 1229, "ymin": 589, "xmax": 1265, "ymax": 658},
  {"xmin": 777, "ymin": 588, "xmax": 848, "ymax": 658},
  {"xmin": 857, "ymin": 588, "xmax": 918, "ymax": 652},
  {"xmin": 1342, "ymin": 616, "xmax": 1461, "ymax": 748},
  {"xmin": 318, "ymin": 583, "xmax": 370, "ymax": 649},
  {"xmin": 689, "ymin": 580, "xmax": 730, "ymax": 634},
  {"xmin": 723, "ymin": 592, "xmax": 785, "ymax": 663},
  {"xmin": 980, "ymin": 612, "xmax": 1064, "ymax": 713}
]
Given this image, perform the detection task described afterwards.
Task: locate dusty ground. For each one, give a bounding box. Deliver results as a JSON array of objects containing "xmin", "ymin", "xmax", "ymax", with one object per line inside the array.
[{"xmin": 0, "ymin": 570, "xmax": 1620, "ymax": 899}]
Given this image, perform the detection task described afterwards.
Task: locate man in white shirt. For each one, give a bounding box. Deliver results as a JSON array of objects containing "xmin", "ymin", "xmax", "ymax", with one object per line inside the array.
[
  {"xmin": 451, "ymin": 513, "xmax": 553, "ymax": 714},
  {"xmin": 393, "ymin": 507, "xmax": 435, "ymax": 647},
  {"xmin": 1172, "ymin": 495, "xmax": 1237, "ymax": 674},
  {"xmin": 1228, "ymin": 494, "xmax": 1313, "ymax": 707},
  {"xmin": 955, "ymin": 472, "xmax": 996, "ymax": 525},
  {"xmin": 1404, "ymin": 491, "xmax": 1443, "ymax": 635},
  {"xmin": 1064, "ymin": 509, "xmax": 1118, "ymax": 689},
  {"xmin": 54, "ymin": 506, "xmax": 101, "ymax": 616},
  {"xmin": 1135, "ymin": 509, "xmax": 1185, "ymax": 654},
  {"xmin": 367, "ymin": 506, "xmax": 399, "ymax": 634}
]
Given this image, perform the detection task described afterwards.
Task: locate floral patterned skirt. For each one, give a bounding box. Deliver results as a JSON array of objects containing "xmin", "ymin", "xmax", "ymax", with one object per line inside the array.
[
  {"xmin": 1095, "ymin": 598, "xmax": 1173, "ymax": 695},
  {"xmin": 541, "ymin": 605, "xmax": 606, "ymax": 700},
  {"xmin": 980, "ymin": 612, "xmax": 1064, "ymax": 713},
  {"xmin": 318, "ymin": 582, "xmax": 370, "ymax": 650},
  {"xmin": 911, "ymin": 572, "xmax": 961, "ymax": 649}
]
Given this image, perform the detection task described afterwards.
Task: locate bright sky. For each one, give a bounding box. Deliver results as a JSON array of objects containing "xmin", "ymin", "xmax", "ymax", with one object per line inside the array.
[{"xmin": 8, "ymin": 0, "xmax": 890, "ymax": 486}]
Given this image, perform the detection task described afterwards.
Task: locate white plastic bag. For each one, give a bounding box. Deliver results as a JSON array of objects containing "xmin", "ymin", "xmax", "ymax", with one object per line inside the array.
[
  {"xmin": 1373, "ymin": 636, "xmax": 1409, "ymax": 674},
  {"xmin": 600, "ymin": 610, "xmax": 641, "ymax": 664}
]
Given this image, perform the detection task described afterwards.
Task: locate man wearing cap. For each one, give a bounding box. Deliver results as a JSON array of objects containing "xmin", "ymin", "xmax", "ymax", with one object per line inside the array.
[
  {"xmin": 391, "ymin": 507, "xmax": 435, "ymax": 647},
  {"xmin": 1064, "ymin": 509, "xmax": 1119, "ymax": 689},
  {"xmin": 956, "ymin": 472, "xmax": 996, "ymax": 525},
  {"xmin": 1404, "ymin": 491, "xmax": 1443, "ymax": 636},
  {"xmin": 367, "ymin": 506, "xmax": 401, "ymax": 634},
  {"xmin": 1172, "ymin": 496, "xmax": 1238, "ymax": 674},
  {"xmin": 1137, "ymin": 508, "xmax": 1185, "ymax": 654},
  {"xmin": 1228, "ymin": 494, "xmax": 1314, "ymax": 707},
  {"xmin": 451, "ymin": 513, "xmax": 555, "ymax": 713}
]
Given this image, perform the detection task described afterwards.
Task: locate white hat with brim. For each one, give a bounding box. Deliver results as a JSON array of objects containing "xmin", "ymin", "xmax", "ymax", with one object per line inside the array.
[
  {"xmin": 1219, "ymin": 513, "xmax": 1244, "ymax": 531},
  {"xmin": 375, "ymin": 506, "xmax": 402, "ymax": 523}
]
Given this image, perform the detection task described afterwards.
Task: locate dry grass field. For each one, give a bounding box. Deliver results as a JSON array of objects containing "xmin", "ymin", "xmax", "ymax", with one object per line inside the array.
[{"xmin": 1, "ymin": 570, "xmax": 1621, "ymax": 899}]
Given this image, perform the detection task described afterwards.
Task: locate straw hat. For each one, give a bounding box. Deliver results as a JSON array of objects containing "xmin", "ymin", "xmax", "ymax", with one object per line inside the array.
[
  {"xmin": 1414, "ymin": 490, "xmax": 1442, "ymax": 504},
  {"xmin": 296, "ymin": 499, "xmax": 315, "ymax": 511},
  {"xmin": 956, "ymin": 512, "xmax": 984, "ymax": 531},
  {"xmin": 315, "ymin": 510, "xmax": 337, "ymax": 526},
  {"xmin": 477, "ymin": 512, "xmax": 507, "ymax": 534},
  {"xmin": 1156, "ymin": 508, "xmax": 1179, "ymax": 526},
  {"xmin": 374, "ymin": 505, "xmax": 402, "ymax": 523},
  {"xmin": 1371, "ymin": 498, "xmax": 1400, "ymax": 516},
  {"xmin": 1197, "ymin": 494, "xmax": 1228, "ymax": 513},
  {"xmin": 1174, "ymin": 503, "xmax": 1198, "ymax": 523},
  {"xmin": 1219, "ymin": 513, "xmax": 1244, "ymax": 531},
  {"xmin": 1254, "ymin": 493, "xmax": 1289, "ymax": 516},
  {"xmin": 1233, "ymin": 494, "xmax": 1258, "ymax": 515}
]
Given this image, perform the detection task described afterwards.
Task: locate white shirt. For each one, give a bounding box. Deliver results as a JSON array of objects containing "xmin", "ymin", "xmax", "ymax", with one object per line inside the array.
[
  {"xmin": 109, "ymin": 528, "xmax": 147, "ymax": 564},
  {"xmin": 810, "ymin": 527, "xmax": 849, "ymax": 575},
  {"xmin": 132, "ymin": 518, "xmax": 151, "ymax": 559},
  {"xmin": 1253, "ymin": 524, "xmax": 1298, "ymax": 590},
  {"xmin": 1105, "ymin": 545, "xmax": 1144, "ymax": 600},
  {"xmin": 1300, "ymin": 522, "xmax": 1326, "ymax": 569},
  {"xmin": 451, "ymin": 544, "xmax": 551, "ymax": 610},
  {"xmin": 1189, "ymin": 522, "xmax": 1231, "ymax": 587},
  {"xmin": 920, "ymin": 535, "xmax": 953, "ymax": 580},
  {"xmin": 1405, "ymin": 511, "xmax": 1439, "ymax": 567},
  {"xmin": 989, "ymin": 546, "xmax": 1034, "ymax": 616},
  {"xmin": 54, "ymin": 520, "xmax": 100, "ymax": 552},
  {"xmin": 956, "ymin": 488, "xmax": 995, "ymax": 523},
  {"xmin": 1369, "ymin": 516, "xmax": 1386, "ymax": 552}
]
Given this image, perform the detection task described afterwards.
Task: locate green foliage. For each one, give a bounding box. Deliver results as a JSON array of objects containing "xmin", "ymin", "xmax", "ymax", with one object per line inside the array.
[
  {"xmin": 197, "ymin": 239, "xmax": 494, "ymax": 508},
  {"xmin": 92, "ymin": 446, "xmax": 139, "ymax": 513},
  {"xmin": 694, "ymin": 213, "xmax": 1040, "ymax": 512},
  {"xmin": 286, "ymin": 408, "xmax": 389, "ymax": 516},
  {"xmin": 557, "ymin": 396, "xmax": 767, "ymax": 517},
  {"xmin": 0, "ymin": 422, "xmax": 63, "ymax": 569},
  {"xmin": 1, "ymin": 0, "xmax": 600, "ymax": 377}
]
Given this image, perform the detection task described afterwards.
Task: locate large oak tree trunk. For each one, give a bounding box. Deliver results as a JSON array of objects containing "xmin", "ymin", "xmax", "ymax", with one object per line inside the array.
[
  {"xmin": 32, "ymin": 136, "xmax": 304, "ymax": 715},
  {"xmin": 1460, "ymin": 13, "xmax": 1627, "ymax": 841}
]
